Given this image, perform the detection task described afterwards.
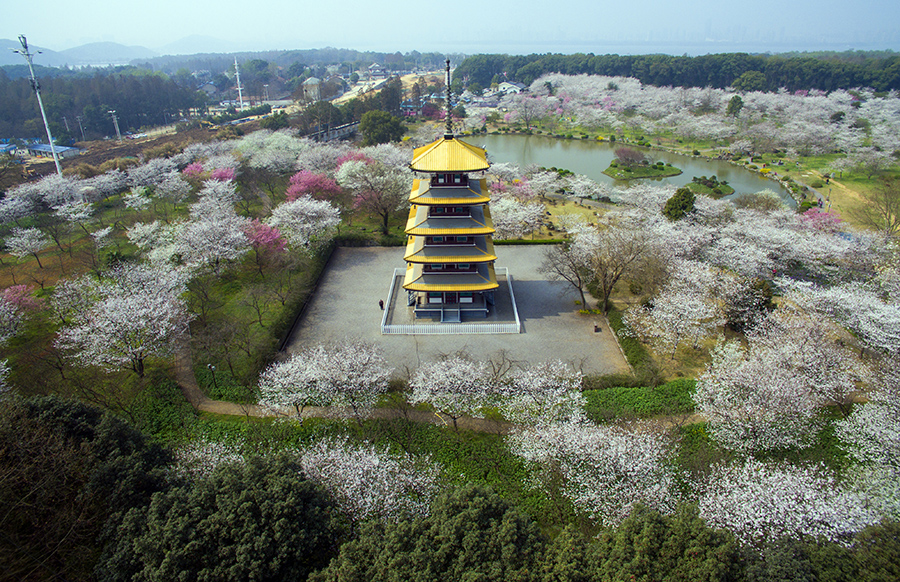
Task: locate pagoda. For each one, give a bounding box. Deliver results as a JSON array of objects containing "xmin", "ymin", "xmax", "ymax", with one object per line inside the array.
[{"xmin": 402, "ymin": 60, "xmax": 498, "ymax": 321}]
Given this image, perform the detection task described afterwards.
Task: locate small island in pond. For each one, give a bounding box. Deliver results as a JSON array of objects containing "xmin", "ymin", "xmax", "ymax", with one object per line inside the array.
[
  {"xmin": 602, "ymin": 147, "xmax": 683, "ymax": 180},
  {"xmin": 685, "ymin": 175, "xmax": 735, "ymax": 198}
]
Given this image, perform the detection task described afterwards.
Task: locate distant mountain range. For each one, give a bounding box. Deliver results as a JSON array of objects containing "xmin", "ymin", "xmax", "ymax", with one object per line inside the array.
[{"xmin": 0, "ymin": 36, "xmax": 246, "ymax": 68}]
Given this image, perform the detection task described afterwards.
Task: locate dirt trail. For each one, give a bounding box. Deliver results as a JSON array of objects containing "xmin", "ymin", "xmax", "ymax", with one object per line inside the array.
[{"xmin": 173, "ymin": 332, "xmax": 701, "ymax": 433}]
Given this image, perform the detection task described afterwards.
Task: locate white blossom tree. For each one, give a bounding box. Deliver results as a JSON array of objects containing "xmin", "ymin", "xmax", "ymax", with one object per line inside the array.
[
  {"xmin": 507, "ymin": 420, "xmax": 675, "ymax": 527},
  {"xmin": 6, "ymin": 227, "xmax": 51, "ymax": 268},
  {"xmin": 259, "ymin": 339, "xmax": 391, "ymax": 422},
  {"xmin": 299, "ymin": 438, "xmax": 439, "ymax": 523},
  {"xmin": 698, "ymin": 458, "xmax": 881, "ymax": 545},
  {"xmin": 496, "ymin": 360, "xmax": 585, "ymax": 425},
  {"xmin": 409, "ymin": 356, "xmax": 494, "ymax": 430},
  {"xmin": 336, "ymin": 159, "xmax": 411, "ymax": 235},
  {"xmin": 490, "ymin": 197, "xmax": 545, "ymax": 239},
  {"xmin": 266, "ymin": 196, "xmax": 341, "ymax": 249},
  {"xmin": 693, "ymin": 333, "xmax": 826, "ymax": 453},
  {"xmin": 55, "ymin": 264, "xmax": 192, "ymax": 377}
]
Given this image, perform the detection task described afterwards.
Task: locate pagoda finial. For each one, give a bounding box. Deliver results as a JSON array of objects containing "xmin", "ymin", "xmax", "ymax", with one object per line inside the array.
[{"xmin": 444, "ymin": 58, "xmax": 453, "ymax": 139}]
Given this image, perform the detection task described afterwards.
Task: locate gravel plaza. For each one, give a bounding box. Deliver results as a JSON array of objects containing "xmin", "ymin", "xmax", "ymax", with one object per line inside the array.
[{"xmin": 283, "ymin": 245, "xmax": 631, "ymax": 377}]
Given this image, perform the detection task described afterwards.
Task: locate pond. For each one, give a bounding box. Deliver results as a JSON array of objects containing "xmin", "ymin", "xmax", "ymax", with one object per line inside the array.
[{"xmin": 475, "ymin": 134, "xmax": 796, "ymax": 206}]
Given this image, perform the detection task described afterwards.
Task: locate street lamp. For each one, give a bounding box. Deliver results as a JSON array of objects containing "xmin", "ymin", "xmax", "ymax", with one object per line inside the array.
[
  {"xmin": 11, "ymin": 35, "xmax": 62, "ymax": 176},
  {"xmin": 207, "ymin": 363, "xmax": 218, "ymax": 390}
]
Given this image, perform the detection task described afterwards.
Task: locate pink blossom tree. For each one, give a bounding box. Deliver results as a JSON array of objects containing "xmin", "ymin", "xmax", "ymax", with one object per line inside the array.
[
  {"xmin": 285, "ymin": 170, "xmax": 343, "ymax": 202},
  {"xmin": 243, "ymin": 219, "xmax": 286, "ymax": 274}
]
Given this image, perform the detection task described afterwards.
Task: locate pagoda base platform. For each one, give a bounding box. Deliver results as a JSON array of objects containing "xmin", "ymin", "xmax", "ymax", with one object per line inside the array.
[{"xmin": 381, "ymin": 267, "xmax": 521, "ymax": 335}]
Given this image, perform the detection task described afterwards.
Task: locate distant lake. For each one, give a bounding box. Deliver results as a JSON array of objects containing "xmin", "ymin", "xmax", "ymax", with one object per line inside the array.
[{"xmin": 476, "ymin": 134, "xmax": 795, "ymax": 206}]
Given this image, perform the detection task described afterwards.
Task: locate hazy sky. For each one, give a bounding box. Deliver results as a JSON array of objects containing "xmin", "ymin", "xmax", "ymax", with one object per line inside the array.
[{"xmin": 5, "ymin": 0, "xmax": 900, "ymax": 55}]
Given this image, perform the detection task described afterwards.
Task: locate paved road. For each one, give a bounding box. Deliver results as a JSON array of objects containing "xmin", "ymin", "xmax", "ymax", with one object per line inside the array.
[{"xmin": 283, "ymin": 246, "xmax": 630, "ymax": 377}]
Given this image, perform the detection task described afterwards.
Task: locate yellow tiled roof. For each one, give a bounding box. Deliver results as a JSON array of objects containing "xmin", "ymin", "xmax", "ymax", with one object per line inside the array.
[
  {"xmin": 410, "ymin": 136, "xmax": 490, "ymax": 172},
  {"xmin": 403, "ymin": 237, "xmax": 497, "ymax": 263},
  {"xmin": 402, "ymin": 264, "xmax": 499, "ymax": 292}
]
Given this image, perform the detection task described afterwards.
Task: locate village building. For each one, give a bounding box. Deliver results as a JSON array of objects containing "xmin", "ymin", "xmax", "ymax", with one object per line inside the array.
[{"xmin": 402, "ymin": 61, "xmax": 498, "ymax": 322}]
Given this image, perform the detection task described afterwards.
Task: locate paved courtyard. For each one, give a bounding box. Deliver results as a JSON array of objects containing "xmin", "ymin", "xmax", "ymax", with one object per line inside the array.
[{"xmin": 283, "ymin": 246, "xmax": 631, "ymax": 376}]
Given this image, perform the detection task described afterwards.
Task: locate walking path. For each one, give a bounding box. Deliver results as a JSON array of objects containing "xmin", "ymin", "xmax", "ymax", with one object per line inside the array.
[{"xmin": 174, "ymin": 332, "xmax": 699, "ymax": 433}]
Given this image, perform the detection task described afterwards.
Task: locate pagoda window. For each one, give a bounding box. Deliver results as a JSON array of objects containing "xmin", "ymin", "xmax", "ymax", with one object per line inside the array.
[
  {"xmin": 430, "ymin": 173, "xmax": 469, "ymax": 187},
  {"xmin": 455, "ymin": 236, "xmax": 470, "ymax": 243},
  {"xmin": 427, "ymin": 292, "xmax": 443, "ymax": 304},
  {"xmin": 460, "ymin": 292, "xmax": 474, "ymax": 303}
]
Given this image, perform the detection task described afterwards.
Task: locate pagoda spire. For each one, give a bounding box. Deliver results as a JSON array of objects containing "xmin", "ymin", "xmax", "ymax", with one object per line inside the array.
[{"xmin": 444, "ymin": 58, "xmax": 453, "ymax": 138}]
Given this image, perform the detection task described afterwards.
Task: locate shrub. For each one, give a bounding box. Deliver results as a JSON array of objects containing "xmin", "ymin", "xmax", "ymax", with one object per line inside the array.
[{"xmin": 692, "ymin": 149, "xmax": 701, "ymax": 156}]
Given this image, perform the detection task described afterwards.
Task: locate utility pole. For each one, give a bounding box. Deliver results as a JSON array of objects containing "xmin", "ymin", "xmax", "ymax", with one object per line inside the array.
[
  {"xmin": 108, "ymin": 110, "xmax": 122, "ymax": 141},
  {"xmin": 234, "ymin": 57, "xmax": 245, "ymax": 112},
  {"xmin": 75, "ymin": 116, "xmax": 86, "ymax": 141},
  {"xmin": 12, "ymin": 35, "xmax": 62, "ymax": 176}
]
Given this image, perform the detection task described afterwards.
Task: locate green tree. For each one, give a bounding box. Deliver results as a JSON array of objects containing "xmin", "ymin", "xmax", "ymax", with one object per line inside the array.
[
  {"xmin": 662, "ymin": 187, "xmax": 696, "ymax": 221},
  {"xmin": 311, "ymin": 486, "xmax": 545, "ymax": 582},
  {"xmin": 726, "ymin": 95, "xmax": 744, "ymax": 117},
  {"xmin": 359, "ymin": 110, "xmax": 405, "ymax": 146},
  {"xmin": 96, "ymin": 456, "xmax": 345, "ymax": 582},
  {"xmin": 259, "ymin": 110, "xmax": 289, "ymax": 130},
  {"xmin": 593, "ymin": 504, "xmax": 738, "ymax": 582},
  {"xmin": 0, "ymin": 396, "xmax": 172, "ymax": 582},
  {"xmin": 731, "ymin": 70, "xmax": 768, "ymax": 92},
  {"xmin": 854, "ymin": 520, "xmax": 900, "ymax": 582}
]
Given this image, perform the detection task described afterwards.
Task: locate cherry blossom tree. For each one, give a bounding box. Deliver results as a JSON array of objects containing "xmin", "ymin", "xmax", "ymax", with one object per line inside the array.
[
  {"xmin": 174, "ymin": 180, "xmax": 249, "ymax": 273},
  {"xmin": 155, "ymin": 172, "xmax": 192, "ymax": 211},
  {"xmin": 693, "ymin": 309, "xmax": 847, "ymax": 453},
  {"xmin": 496, "ymin": 360, "xmax": 585, "ymax": 425},
  {"xmin": 299, "ymin": 438, "xmax": 439, "ymax": 523},
  {"xmin": 55, "ymin": 264, "xmax": 192, "ymax": 377},
  {"xmin": 243, "ymin": 219, "xmax": 286, "ymax": 274},
  {"xmin": 336, "ymin": 159, "xmax": 411, "ymax": 235},
  {"xmin": 490, "ymin": 197, "xmax": 545, "ymax": 239},
  {"xmin": 285, "ymin": 170, "xmax": 342, "ymax": 201},
  {"xmin": 625, "ymin": 261, "xmax": 735, "ymax": 358},
  {"xmin": 6, "ymin": 227, "xmax": 51, "ymax": 268},
  {"xmin": 507, "ymin": 420, "xmax": 675, "ymax": 527},
  {"xmin": 698, "ymin": 458, "xmax": 881, "ymax": 545},
  {"xmin": 259, "ymin": 339, "xmax": 390, "ymax": 422},
  {"xmin": 409, "ymin": 355, "xmax": 494, "ymax": 430},
  {"xmin": 0, "ymin": 295, "xmax": 23, "ymax": 346},
  {"xmin": 266, "ymin": 196, "xmax": 341, "ymax": 249},
  {"xmin": 54, "ymin": 200, "xmax": 95, "ymax": 236},
  {"xmin": 782, "ymin": 280, "xmax": 900, "ymax": 355}
]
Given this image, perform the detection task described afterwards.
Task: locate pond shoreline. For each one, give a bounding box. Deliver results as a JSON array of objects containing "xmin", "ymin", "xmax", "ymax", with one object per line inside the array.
[{"xmin": 469, "ymin": 130, "xmax": 800, "ymax": 205}]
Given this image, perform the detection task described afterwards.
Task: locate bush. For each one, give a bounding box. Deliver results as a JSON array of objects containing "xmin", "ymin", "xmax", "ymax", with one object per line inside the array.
[{"xmin": 692, "ymin": 149, "xmax": 701, "ymax": 156}]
